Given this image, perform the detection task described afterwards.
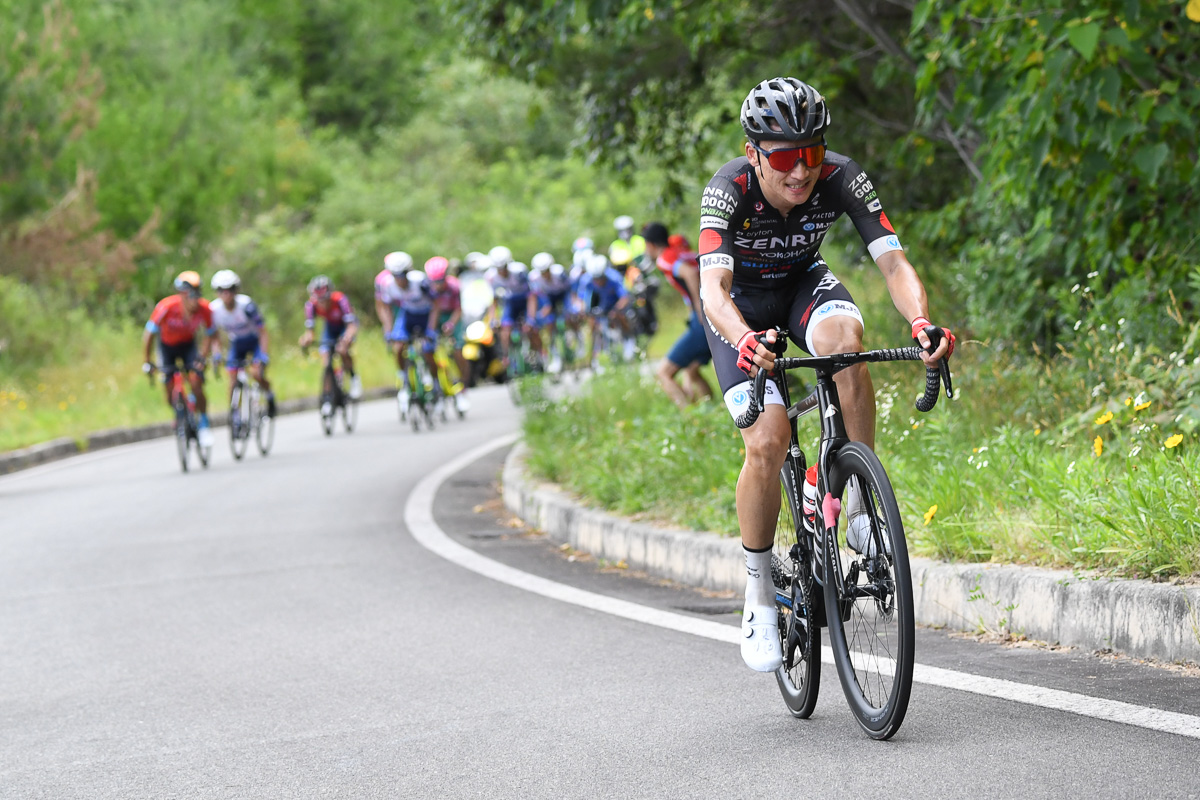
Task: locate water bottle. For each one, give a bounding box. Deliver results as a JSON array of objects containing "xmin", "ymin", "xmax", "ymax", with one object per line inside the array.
[{"xmin": 801, "ymin": 465, "xmax": 818, "ymax": 534}]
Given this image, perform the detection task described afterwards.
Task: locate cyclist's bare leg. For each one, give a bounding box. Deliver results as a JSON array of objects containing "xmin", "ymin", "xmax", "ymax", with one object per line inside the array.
[
  {"xmin": 422, "ymin": 348, "xmax": 441, "ymax": 392},
  {"xmin": 251, "ymin": 361, "xmax": 270, "ymax": 392},
  {"xmin": 655, "ymin": 358, "xmax": 690, "ymax": 409},
  {"xmin": 188, "ymin": 369, "xmax": 207, "ymax": 414},
  {"xmin": 682, "ymin": 363, "xmax": 713, "ymax": 403},
  {"xmin": 809, "ymin": 316, "xmax": 875, "ymax": 448},
  {"xmin": 340, "ymin": 350, "xmax": 355, "ymax": 379},
  {"xmin": 735, "ymin": 403, "xmax": 791, "ymax": 551}
]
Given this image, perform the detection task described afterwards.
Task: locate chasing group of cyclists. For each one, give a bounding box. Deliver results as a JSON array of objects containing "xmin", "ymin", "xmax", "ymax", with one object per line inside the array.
[{"xmin": 138, "ymin": 214, "xmax": 678, "ymax": 447}]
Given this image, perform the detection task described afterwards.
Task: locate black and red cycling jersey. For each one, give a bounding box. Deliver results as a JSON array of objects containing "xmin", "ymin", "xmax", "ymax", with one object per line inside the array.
[{"xmin": 698, "ymin": 152, "xmax": 903, "ymax": 289}]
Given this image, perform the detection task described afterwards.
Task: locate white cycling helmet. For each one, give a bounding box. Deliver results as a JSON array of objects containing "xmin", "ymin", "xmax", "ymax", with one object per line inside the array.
[
  {"xmin": 613, "ymin": 215, "xmax": 634, "ymax": 233},
  {"xmin": 384, "ymin": 251, "xmax": 413, "ymax": 275},
  {"xmin": 572, "ymin": 248, "xmax": 593, "ymax": 269},
  {"xmin": 549, "ymin": 263, "xmax": 565, "ymax": 279},
  {"xmin": 508, "ymin": 261, "xmax": 527, "ymax": 275},
  {"xmin": 530, "ymin": 251, "xmax": 554, "ymax": 271},
  {"xmin": 407, "ymin": 269, "xmax": 426, "ymax": 286},
  {"xmin": 211, "ymin": 269, "xmax": 240, "ymax": 290},
  {"xmin": 572, "ymin": 236, "xmax": 594, "ymax": 253},
  {"xmin": 465, "ymin": 251, "xmax": 490, "ymax": 270},
  {"xmin": 585, "ymin": 253, "xmax": 610, "ymax": 277},
  {"xmin": 488, "ymin": 245, "xmax": 513, "ymax": 268}
]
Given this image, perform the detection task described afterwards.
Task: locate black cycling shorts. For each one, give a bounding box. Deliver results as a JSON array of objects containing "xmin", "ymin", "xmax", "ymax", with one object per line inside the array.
[{"xmin": 701, "ymin": 265, "xmax": 862, "ymax": 412}]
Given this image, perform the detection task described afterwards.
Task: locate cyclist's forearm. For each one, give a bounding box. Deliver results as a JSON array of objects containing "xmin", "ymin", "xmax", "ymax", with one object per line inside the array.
[
  {"xmin": 877, "ymin": 251, "xmax": 930, "ymax": 325},
  {"xmin": 700, "ymin": 271, "xmax": 751, "ymax": 343}
]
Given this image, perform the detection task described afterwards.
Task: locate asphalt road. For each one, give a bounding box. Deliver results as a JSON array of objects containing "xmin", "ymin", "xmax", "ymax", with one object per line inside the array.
[{"xmin": 2, "ymin": 386, "xmax": 1197, "ymax": 799}]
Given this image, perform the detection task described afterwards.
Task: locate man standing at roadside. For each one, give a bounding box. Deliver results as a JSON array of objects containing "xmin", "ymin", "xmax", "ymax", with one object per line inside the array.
[{"xmin": 641, "ymin": 222, "xmax": 713, "ymax": 408}]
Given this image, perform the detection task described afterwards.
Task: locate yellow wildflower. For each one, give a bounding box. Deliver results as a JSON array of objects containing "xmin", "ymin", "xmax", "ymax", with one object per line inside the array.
[
  {"xmin": 1124, "ymin": 397, "xmax": 1133, "ymax": 406},
  {"xmin": 923, "ymin": 505, "xmax": 938, "ymax": 525},
  {"xmin": 1165, "ymin": 434, "xmax": 1184, "ymax": 449},
  {"xmin": 1189, "ymin": 0, "xmax": 1200, "ymax": 23},
  {"xmin": 1093, "ymin": 436, "xmax": 1103, "ymax": 457},
  {"xmin": 1094, "ymin": 411, "xmax": 1113, "ymax": 425},
  {"xmin": 1135, "ymin": 400, "xmax": 1152, "ymax": 412},
  {"xmin": 1034, "ymin": 427, "xmax": 1042, "ymax": 436}
]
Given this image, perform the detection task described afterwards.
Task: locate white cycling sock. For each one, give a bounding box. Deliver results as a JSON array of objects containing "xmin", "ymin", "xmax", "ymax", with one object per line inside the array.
[{"xmin": 743, "ymin": 545, "xmax": 775, "ymax": 608}]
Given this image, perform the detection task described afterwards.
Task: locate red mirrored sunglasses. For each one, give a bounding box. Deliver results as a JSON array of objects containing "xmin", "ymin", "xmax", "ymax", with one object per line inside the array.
[{"xmin": 750, "ymin": 140, "xmax": 826, "ymax": 171}]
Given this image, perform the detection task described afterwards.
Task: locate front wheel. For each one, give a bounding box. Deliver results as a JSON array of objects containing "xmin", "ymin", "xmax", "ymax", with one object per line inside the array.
[
  {"xmin": 175, "ymin": 403, "xmax": 190, "ymax": 473},
  {"xmin": 822, "ymin": 442, "xmax": 914, "ymax": 740},
  {"xmin": 774, "ymin": 460, "xmax": 821, "ymax": 718}
]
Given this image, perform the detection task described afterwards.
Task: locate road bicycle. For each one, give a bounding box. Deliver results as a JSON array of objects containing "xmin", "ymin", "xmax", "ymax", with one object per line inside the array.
[
  {"xmin": 505, "ymin": 325, "xmax": 540, "ymax": 405},
  {"xmin": 316, "ymin": 348, "xmax": 357, "ymax": 436},
  {"xmin": 735, "ymin": 327, "xmax": 952, "ymax": 740},
  {"xmin": 432, "ymin": 333, "xmax": 468, "ymax": 422},
  {"xmin": 228, "ymin": 364, "xmax": 274, "ymax": 459},
  {"xmin": 148, "ymin": 365, "xmax": 211, "ymax": 472},
  {"xmin": 401, "ymin": 337, "xmax": 439, "ymax": 432},
  {"xmin": 545, "ymin": 314, "xmax": 583, "ymax": 381}
]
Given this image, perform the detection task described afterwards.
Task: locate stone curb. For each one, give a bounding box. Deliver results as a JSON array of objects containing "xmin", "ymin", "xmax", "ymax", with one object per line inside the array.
[
  {"xmin": 0, "ymin": 387, "xmax": 394, "ymax": 475},
  {"xmin": 502, "ymin": 443, "xmax": 1200, "ymax": 665}
]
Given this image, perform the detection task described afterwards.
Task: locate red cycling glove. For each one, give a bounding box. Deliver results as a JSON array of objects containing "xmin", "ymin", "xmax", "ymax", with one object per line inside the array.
[
  {"xmin": 911, "ymin": 317, "xmax": 956, "ymax": 357},
  {"xmin": 736, "ymin": 330, "xmax": 767, "ymax": 375}
]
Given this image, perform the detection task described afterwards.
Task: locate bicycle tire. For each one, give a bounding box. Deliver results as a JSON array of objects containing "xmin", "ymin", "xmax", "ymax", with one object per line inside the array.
[
  {"xmin": 774, "ymin": 459, "xmax": 821, "ymax": 718},
  {"xmin": 320, "ymin": 368, "xmax": 335, "ymax": 436},
  {"xmin": 230, "ymin": 382, "xmax": 248, "ymax": 461},
  {"xmin": 193, "ymin": 412, "xmax": 210, "ymax": 469},
  {"xmin": 822, "ymin": 442, "xmax": 914, "ymax": 740},
  {"xmin": 256, "ymin": 390, "xmax": 275, "ymax": 456},
  {"xmin": 343, "ymin": 397, "xmax": 358, "ymax": 433},
  {"xmin": 175, "ymin": 401, "xmax": 189, "ymax": 473}
]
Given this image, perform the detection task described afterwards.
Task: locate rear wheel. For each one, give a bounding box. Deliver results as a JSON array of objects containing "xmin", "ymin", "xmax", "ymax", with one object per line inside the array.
[
  {"xmin": 256, "ymin": 388, "xmax": 274, "ymax": 456},
  {"xmin": 342, "ymin": 395, "xmax": 358, "ymax": 433},
  {"xmin": 230, "ymin": 382, "xmax": 248, "ymax": 460},
  {"xmin": 822, "ymin": 442, "xmax": 914, "ymax": 741},
  {"xmin": 193, "ymin": 411, "xmax": 210, "ymax": 469},
  {"xmin": 320, "ymin": 368, "xmax": 335, "ymax": 436},
  {"xmin": 774, "ymin": 459, "xmax": 821, "ymax": 718},
  {"xmin": 175, "ymin": 401, "xmax": 189, "ymax": 473}
]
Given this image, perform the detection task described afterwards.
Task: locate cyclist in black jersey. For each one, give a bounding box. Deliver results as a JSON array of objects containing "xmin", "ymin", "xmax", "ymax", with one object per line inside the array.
[{"xmin": 698, "ymin": 76, "xmax": 955, "ymax": 673}]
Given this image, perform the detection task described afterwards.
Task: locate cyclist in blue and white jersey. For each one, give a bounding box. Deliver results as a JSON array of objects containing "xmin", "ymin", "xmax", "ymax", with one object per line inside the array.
[
  {"xmin": 209, "ymin": 270, "xmax": 276, "ymax": 417},
  {"xmin": 375, "ymin": 251, "xmax": 440, "ymax": 410},
  {"xmin": 528, "ymin": 252, "xmax": 575, "ymax": 372},
  {"xmin": 485, "ymin": 245, "xmax": 541, "ymax": 366},
  {"xmin": 577, "ymin": 253, "xmax": 634, "ymax": 364}
]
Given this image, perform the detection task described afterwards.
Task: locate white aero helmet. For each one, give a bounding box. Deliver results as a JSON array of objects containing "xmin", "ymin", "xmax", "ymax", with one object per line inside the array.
[
  {"xmin": 507, "ymin": 261, "xmax": 527, "ymax": 275},
  {"xmin": 407, "ymin": 269, "xmax": 426, "ymax": 286},
  {"xmin": 585, "ymin": 253, "xmax": 610, "ymax": 277},
  {"xmin": 211, "ymin": 269, "xmax": 240, "ymax": 290},
  {"xmin": 465, "ymin": 251, "xmax": 490, "ymax": 270},
  {"xmin": 530, "ymin": 251, "xmax": 554, "ymax": 271},
  {"xmin": 384, "ymin": 251, "xmax": 413, "ymax": 275},
  {"xmin": 613, "ymin": 215, "xmax": 634, "ymax": 233},
  {"xmin": 488, "ymin": 245, "xmax": 513, "ymax": 268}
]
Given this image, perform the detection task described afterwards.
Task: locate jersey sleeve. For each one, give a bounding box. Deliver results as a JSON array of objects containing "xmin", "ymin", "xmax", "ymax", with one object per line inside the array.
[
  {"xmin": 244, "ymin": 299, "xmax": 264, "ymax": 329},
  {"xmin": 304, "ymin": 299, "xmax": 316, "ymax": 328},
  {"xmin": 697, "ymin": 166, "xmax": 747, "ymax": 274},
  {"xmin": 148, "ymin": 297, "xmax": 172, "ymax": 329},
  {"xmin": 835, "ymin": 159, "xmax": 904, "ymax": 262},
  {"xmin": 336, "ymin": 293, "xmax": 356, "ymax": 324}
]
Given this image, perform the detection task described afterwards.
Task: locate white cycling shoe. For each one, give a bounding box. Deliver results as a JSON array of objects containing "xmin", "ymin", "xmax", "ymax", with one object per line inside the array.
[
  {"xmin": 846, "ymin": 513, "xmax": 891, "ymax": 557},
  {"xmin": 454, "ymin": 393, "xmax": 470, "ymax": 413},
  {"xmin": 741, "ymin": 604, "xmax": 783, "ymax": 672},
  {"xmin": 349, "ymin": 375, "xmax": 363, "ymax": 400},
  {"xmin": 397, "ymin": 389, "xmax": 409, "ymax": 420},
  {"xmin": 197, "ymin": 426, "xmax": 214, "ymax": 450}
]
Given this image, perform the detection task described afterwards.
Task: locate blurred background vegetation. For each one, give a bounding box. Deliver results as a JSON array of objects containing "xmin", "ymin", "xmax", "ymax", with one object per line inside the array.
[{"xmin": 2, "ymin": 1, "xmax": 1198, "ymax": 460}]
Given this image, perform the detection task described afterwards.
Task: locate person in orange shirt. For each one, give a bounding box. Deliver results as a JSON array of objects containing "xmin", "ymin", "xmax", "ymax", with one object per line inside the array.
[{"xmin": 142, "ymin": 271, "xmax": 217, "ymax": 447}]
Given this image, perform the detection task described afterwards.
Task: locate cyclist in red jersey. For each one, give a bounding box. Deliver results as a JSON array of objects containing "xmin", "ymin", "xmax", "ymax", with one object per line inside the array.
[
  {"xmin": 299, "ymin": 275, "xmax": 362, "ymax": 398},
  {"xmin": 142, "ymin": 270, "xmax": 217, "ymax": 447},
  {"xmin": 641, "ymin": 222, "xmax": 714, "ymax": 408},
  {"xmin": 698, "ymin": 77, "xmax": 955, "ymax": 673}
]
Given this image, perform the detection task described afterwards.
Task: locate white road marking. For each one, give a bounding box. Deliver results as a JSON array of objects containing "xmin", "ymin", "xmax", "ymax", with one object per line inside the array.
[{"xmin": 406, "ymin": 434, "xmax": 1200, "ymax": 741}]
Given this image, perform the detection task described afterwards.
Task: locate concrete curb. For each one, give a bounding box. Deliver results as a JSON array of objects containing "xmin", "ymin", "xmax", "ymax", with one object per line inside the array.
[
  {"xmin": 502, "ymin": 443, "xmax": 1200, "ymax": 664},
  {"xmin": 0, "ymin": 387, "xmax": 395, "ymax": 475}
]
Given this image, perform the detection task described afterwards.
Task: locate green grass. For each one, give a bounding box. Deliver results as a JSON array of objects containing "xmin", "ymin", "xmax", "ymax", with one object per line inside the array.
[
  {"xmin": 522, "ymin": 274, "xmax": 1200, "ymax": 579},
  {"xmin": 0, "ymin": 320, "xmax": 400, "ymax": 452}
]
